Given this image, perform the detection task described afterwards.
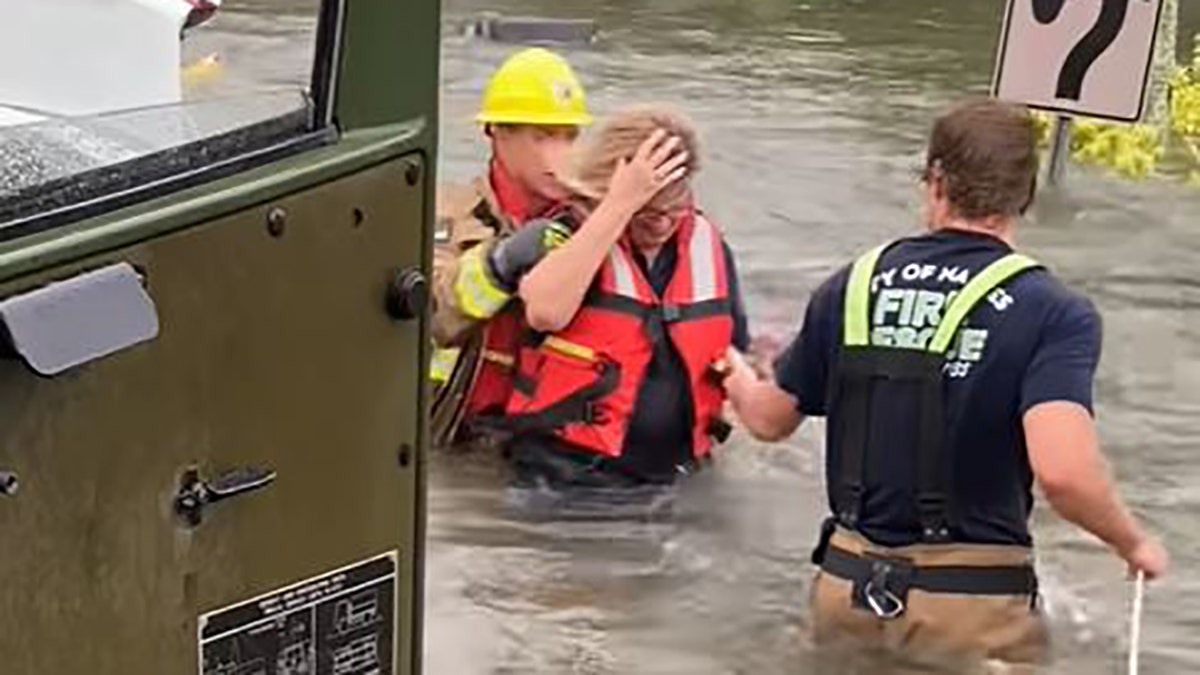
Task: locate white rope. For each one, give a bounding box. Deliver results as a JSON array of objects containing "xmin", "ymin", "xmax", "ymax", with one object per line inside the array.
[{"xmin": 1129, "ymin": 570, "xmax": 1146, "ymax": 675}]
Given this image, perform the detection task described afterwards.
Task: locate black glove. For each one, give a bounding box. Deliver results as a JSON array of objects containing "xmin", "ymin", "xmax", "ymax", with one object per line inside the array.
[{"xmin": 485, "ymin": 218, "xmax": 573, "ymax": 292}]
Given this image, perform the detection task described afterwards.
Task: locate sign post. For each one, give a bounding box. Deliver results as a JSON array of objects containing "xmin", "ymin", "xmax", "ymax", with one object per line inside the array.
[
  {"xmin": 1047, "ymin": 116, "xmax": 1072, "ymax": 185},
  {"xmin": 992, "ymin": 0, "xmax": 1166, "ymax": 183}
]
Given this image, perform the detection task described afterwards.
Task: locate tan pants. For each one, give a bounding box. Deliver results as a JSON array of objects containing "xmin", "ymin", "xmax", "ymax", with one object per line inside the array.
[{"xmin": 810, "ymin": 528, "xmax": 1049, "ymax": 674}]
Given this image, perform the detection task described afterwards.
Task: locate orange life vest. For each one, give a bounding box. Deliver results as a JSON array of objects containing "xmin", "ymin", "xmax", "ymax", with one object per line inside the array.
[
  {"xmin": 504, "ymin": 209, "xmax": 733, "ymax": 458},
  {"xmin": 464, "ymin": 309, "xmax": 524, "ymax": 415},
  {"xmin": 462, "ymin": 162, "xmax": 559, "ymax": 417}
]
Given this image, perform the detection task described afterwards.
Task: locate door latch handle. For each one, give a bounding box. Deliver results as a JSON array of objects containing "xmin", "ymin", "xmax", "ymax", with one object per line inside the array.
[
  {"xmin": 0, "ymin": 471, "xmax": 18, "ymax": 497},
  {"xmin": 174, "ymin": 466, "xmax": 276, "ymax": 527},
  {"xmin": 386, "ymin": 267, "xmax": 428, "ymax": 321}
]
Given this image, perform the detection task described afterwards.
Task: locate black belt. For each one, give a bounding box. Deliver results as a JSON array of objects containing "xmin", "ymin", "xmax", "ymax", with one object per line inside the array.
[{"xmin": 822, "ymin": 545, "xmax": 1038, "ymax": 597}]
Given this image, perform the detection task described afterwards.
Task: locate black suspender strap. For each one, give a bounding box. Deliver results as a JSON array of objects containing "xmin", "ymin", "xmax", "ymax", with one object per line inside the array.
[
  {"xmin": 916, "ymin": 371, "xmax": 951, "ymax": 542},
  {"xmin": 835, "ymin": 245, "xmax": 1040, "ymax": 543}
]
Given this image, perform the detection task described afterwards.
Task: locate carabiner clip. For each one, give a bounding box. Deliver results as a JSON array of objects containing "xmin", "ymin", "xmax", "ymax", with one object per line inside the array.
[{"xmin": 864, "ymin": 579, "xmax": 905, "ymax": 620}]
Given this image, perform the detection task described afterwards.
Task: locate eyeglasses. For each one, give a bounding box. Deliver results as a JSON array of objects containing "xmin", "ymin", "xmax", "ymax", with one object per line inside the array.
[{"xmin": 632, "ymin": 202, "xmax": 689, "ymax": 227}]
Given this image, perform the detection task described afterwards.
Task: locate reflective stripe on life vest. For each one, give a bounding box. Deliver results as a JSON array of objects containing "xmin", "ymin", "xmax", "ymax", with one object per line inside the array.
[
  {"xmin": 481, "ymin": 349, "xmax": 516, "ymax": 368},
  {"xmin": 542, "ymin": 336, "xmax": 597, "ymax": 362}
]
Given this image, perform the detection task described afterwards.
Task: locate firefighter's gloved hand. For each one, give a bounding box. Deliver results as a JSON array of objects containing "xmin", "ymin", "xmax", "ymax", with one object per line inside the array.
[{"xmin": 485, "ymin": 219, "xmax": 572, "ymax": 292}]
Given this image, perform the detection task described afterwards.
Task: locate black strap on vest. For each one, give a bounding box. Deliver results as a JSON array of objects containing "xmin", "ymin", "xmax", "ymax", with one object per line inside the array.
[
  {"xmin": 471, "ymin": 199, "xmax": 503, "ymax": 234},
  {"xmin": 585, "ymin": 291, "xmax": 732, "ymax": 344},
  {"xmin": 479, "ymin": 361, "xmax": 621, "ymax": 436}
]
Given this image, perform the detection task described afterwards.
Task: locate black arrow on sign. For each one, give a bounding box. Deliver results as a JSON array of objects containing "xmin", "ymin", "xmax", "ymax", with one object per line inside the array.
[
  {"xmin": 1032, "ymin": 0, "xmax": 1068, "ymax": 24},
  {"xmin": 1032, "ymin": 0, "xmax": 1131, "ymax": 101}
]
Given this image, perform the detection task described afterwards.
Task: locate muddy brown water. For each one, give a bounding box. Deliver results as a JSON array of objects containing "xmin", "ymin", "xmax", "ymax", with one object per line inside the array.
[{"xmin": 199, "ymin": 1, "xmax": 1200, "ymax": 671}]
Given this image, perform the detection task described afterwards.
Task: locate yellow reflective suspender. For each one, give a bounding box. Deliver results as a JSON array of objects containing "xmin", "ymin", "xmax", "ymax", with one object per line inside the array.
[
  {"xmin": 844, "ymin": 245, "xmax": 887, "ymax": 347},
  {"xmin": 928, "ymin": 254, "xmax": 1037, "ymax": 353},
  {"xmin": 843, "ymin": 249, "xmax": 1038, "ymax": 352}
]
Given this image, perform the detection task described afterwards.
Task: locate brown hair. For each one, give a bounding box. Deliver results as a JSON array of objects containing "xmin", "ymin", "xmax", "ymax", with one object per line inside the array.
[
  {"xmin": 924, "ymin": 98, "xmax": 1039, "ymax": 219},
  {"xmin": 566, "ymin": 105, "xmax": 700, "ymax": 204}
]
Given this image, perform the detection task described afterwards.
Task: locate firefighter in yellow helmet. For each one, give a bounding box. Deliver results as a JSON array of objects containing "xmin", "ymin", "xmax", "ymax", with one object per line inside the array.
[
  {"xmin": 429, "ymin": 49, "xmax": 692, "ymax": 452},
  {"xmin": 429, "ymin": 47, "xmax": 592, "ymax": 446}
]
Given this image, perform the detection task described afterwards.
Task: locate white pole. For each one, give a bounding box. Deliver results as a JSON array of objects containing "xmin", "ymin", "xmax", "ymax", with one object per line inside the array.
[{"xmin": 1129, "ymin": 570, "xmax": 1146, "ymax": 675}]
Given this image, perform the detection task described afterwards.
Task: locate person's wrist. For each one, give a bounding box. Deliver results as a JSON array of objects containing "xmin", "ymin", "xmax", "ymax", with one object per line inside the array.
[
  {"xmin": 599, "ymin": 191, "xmax": 640, "ymax": 221},
  {"xmin": 1115, "ymin": 527, "xmax": 1147, "ymax": 561},
  {"xmin": 725, "ymin": 364, "xmax": 755, "ymax": 396},
  {"xmin": 483, "ymin": 241, "xmax": 517, "ymax": 293}
]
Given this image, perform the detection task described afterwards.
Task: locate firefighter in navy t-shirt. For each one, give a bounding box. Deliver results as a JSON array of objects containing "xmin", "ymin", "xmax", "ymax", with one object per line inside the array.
[{"xmin": 723, "ymin": 99, "xmax": 1168, "ymax": 669}]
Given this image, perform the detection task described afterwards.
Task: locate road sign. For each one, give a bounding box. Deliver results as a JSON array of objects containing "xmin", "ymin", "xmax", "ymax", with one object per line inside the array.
[{"xmin": 992, "ymin": 0, "xmax": 1166, "ymax": 122}]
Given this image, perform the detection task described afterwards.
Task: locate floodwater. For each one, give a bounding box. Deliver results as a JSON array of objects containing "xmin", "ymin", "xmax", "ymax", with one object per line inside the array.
[{"xmin": 208, "ymin": 0, "xmax": 1200, "ymax": 672}]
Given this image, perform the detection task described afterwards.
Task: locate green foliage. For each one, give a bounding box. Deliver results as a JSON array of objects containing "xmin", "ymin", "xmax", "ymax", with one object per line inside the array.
[
  {"xmin": 1170, "ymin": 37, "xmax": 1200, "ymax": 138},
  {"xmin": 1071, "ymin": 120, "xmax": 1163, "ymax": 180},
  {"xmin": 1032, "ymin": 111, "xmax": 1163, "ymax": 180},
  {"xmin": 1031, "ymin": 33, "xmax": 1200, "ymax": 183}
]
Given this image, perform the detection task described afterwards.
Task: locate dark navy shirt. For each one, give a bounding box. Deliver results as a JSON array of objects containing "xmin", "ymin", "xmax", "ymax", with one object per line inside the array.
[
  {"xmin": 614, "ymin": 240, "xmax": 750, "ymax": 482},
  {"xmin": 775, "ymin": 230, "xmax": 1102, "ymax": 546}
]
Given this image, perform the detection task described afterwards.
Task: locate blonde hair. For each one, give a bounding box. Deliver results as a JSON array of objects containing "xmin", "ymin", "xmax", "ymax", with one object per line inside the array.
[{"xmin": 564, "ymin": 105, "xmax": 700, "ymax": 203}]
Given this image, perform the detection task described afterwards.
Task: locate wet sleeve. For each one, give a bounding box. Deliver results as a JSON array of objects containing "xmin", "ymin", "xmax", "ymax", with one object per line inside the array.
[
  {"xmin": 1019, "ymin": 293, "xmax": 1103, "ymax": 414},
  {"xmin": 773, "ymin": 269, "xmax": 847, "ymax": 416},
  {"xmin": 430, "ymin": 241, "xmax": 484, "ymax": 346},
  {"xmin": 723, "ymin": 242, "xmax": 751, "ymax": 351}
]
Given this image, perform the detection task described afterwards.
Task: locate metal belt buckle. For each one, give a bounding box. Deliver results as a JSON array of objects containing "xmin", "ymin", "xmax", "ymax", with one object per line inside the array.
[
  {"xmin": 864, "ymin": 579, "xmax": 905, "ymax": 619},
  {"xmin": 860, "ymin": 557, "xmax": 911, "ymax": 620}
]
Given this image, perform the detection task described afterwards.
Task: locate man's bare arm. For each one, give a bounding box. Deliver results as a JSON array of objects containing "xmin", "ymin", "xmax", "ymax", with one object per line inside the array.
[
  {"xmin": 723, "ymin": 347, "xmax": 804, "ymax": 441},
  {"xmin": 1025, "ymin": 401, "xmax": 1168, "ymax": 579}
]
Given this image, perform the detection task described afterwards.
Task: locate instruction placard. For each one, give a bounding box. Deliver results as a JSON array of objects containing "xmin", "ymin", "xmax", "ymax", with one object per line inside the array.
[{"xmin": 199, "ymin": 552, "xmax": 397, "ymax": 675}]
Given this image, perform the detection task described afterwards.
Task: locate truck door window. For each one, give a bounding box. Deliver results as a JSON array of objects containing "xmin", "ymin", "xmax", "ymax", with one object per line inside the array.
[{"xmin": 0, "ymin": 0, "xmax": 330, "ymax": 234}]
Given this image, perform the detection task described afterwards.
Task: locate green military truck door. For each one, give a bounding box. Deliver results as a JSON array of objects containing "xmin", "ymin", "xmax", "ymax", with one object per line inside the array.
[{"xmin": 0, "ymin": 152, "xmax": 428, "ymax": 674}]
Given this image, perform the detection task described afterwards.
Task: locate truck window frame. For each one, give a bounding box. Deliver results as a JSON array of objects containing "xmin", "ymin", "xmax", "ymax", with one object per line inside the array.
[{"xmin": 0, "ymin": 0, "xmax": 345, "ymax": 241}]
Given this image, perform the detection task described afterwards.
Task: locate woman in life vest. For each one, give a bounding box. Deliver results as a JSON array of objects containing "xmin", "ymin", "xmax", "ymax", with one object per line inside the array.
[{"xmin": 502, "ymin": 106, "xmax": 752, "ymax": 490}]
